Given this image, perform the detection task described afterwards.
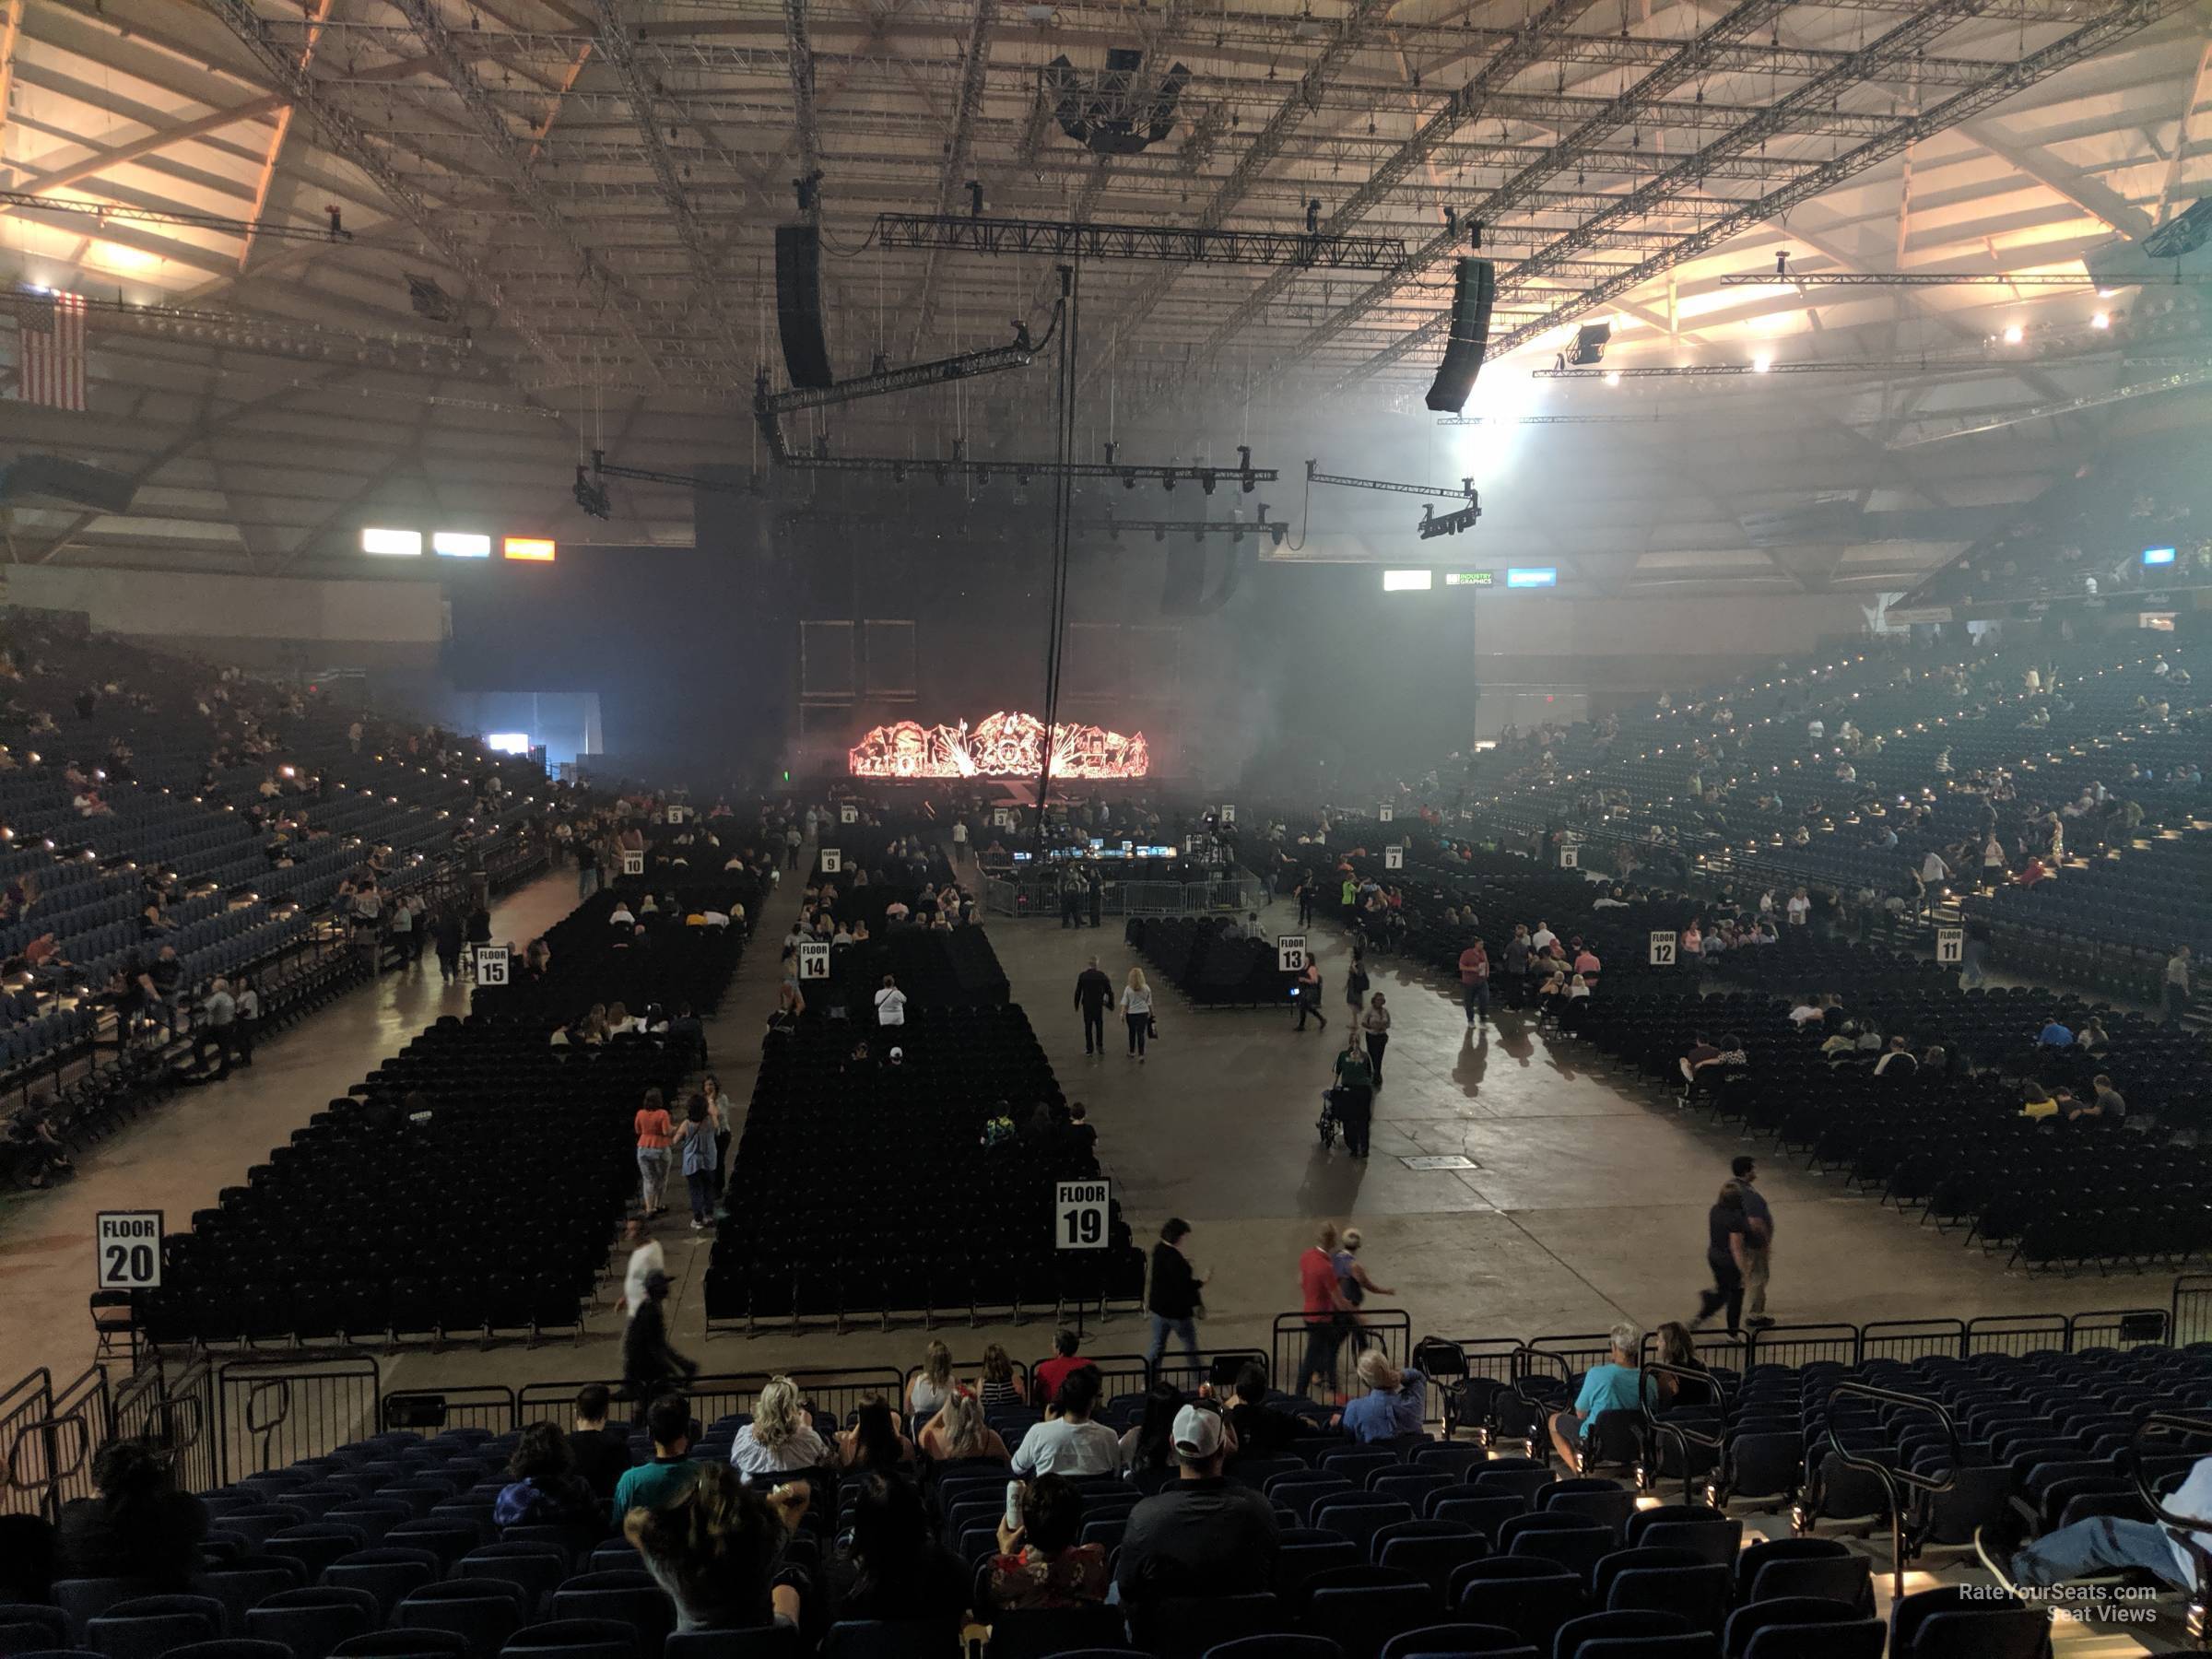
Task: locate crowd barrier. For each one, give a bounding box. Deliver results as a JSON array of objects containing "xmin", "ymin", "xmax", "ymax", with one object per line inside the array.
[{"xmin": 982, "ymin": 874, "xmax": 1264, "ymax": 919}]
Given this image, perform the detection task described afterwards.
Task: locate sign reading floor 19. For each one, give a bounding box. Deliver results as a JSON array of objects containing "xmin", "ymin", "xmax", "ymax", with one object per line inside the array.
[
  {"xmin": 97, "ymin": 1211, "xmax": 163, "ymax": 1289},
  {"xmin": 1054, "ymin": 1180, "xmax": 1110, "ymax": 1250}
]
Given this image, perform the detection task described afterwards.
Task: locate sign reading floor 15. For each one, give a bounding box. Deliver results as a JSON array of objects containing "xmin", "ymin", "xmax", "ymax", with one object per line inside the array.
[{"xmin": 1054, "ymin": 1180, "xmax": 1110, "ymax": 1249}]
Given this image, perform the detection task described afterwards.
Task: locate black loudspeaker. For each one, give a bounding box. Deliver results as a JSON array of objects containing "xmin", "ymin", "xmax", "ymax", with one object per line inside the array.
[
  {"xmin": 0, "ymin": 453, "xmax": 138, "ymax": 513},
  {"xmin": 1194, "ymin": 540, "xmax": 1254, "ymax": 614},
  {"xmin": 773, "ymin": 224, "xmax": 834, "ymax": 389},
  {"xmin": 1425, "ymin": 257, "xmax": 1496, "ymax": 413},
  {"xmin": 1159, "ymin": 545, "xmax": 1207, "ymax": 615}
]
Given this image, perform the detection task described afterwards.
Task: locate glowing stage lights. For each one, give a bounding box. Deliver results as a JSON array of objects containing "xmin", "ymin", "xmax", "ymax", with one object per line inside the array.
[{"xmin": 850, "ymin": 712, "xmax": 1149, "ymax": 779}]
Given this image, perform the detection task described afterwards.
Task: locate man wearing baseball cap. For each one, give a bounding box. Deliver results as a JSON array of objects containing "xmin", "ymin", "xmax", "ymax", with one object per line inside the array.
[{"xmin": 1115, "ymin": 1398, "xmax": 1279, "ymax": 1615}]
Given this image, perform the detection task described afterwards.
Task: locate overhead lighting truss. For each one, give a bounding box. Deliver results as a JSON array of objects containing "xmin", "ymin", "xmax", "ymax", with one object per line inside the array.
[
  {"xmin": 1722, "ymin": 269, "xmax": 2212, "ymax": 288},
  {"xmin": 1535, "ymin": 352, "xmax": 2212, "ymax": 380},
  {"xmin": 1098, "ymin": 509, "xmax": 1288, "ymax": 546},
  {"xmin": 1306, "ymin": 461, "xmax": 1477, "ymax": 500},
  {"xmin": 0, "ymin": 192, "xmax": 352, "ymax": 245},
  {"xmin": 757, "ymin": 431, "xmax": 1276, "ymax": 492},
  {"xmin": 1418, "ymin": 500, "xmax": 1484, "ymax": 538},
  {"xmin": 1885, "ymin": 363, "xmax": 2212, "ymax": 448},
  {"xmin": 876, "ymin": 212, "xmax": 1407, "ymax": 269},
  {"xmin": 587, "ymin": 450, "xmax": 759, "ymax": 497},
  {"xmin": 756, "ymin": 314, "xmax": 1052, "ymax": 418}
]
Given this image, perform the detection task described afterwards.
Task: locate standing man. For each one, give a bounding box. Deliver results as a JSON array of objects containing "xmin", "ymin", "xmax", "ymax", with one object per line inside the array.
[
  {"xmin": 1457, "ymin": 936, "xmax": 1490, "ymax": 1027},
  {"xmin": 1296, "ymin": 872, "xmax": 1315, "ymax": 928},
  {"xmin": 1087, "ymin": 866, "xmax": 1103, "ymax": 929},
  {"xmin": 1074, "ymin": 957, "xmax": 1112, "ymax": 1057},
  {"xmin": 1732, "ymin": 1155, "xmax": 1774, "ymax": 1329},
  {"xmin": 2167, "ymin": 945, "xmax": 2194, "ymax": 1027},
  {"xmin": 1294, "ymin": 1223, "xmax": 1356, "ymax": 1400},
  {"xmin": 1144, "ymin": 1218, "xmax": 1206, "ymax": 1378},
  {"xmin": 619, "ymin": 1218, "xmax": 665, "ymax": 1318},
  {"xmin": 194, "ymin": 977, "xmax": 238, "ymax": 1078}
]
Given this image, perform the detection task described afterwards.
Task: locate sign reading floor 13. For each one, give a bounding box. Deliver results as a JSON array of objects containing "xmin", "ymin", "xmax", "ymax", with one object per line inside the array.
[{"xmin": 1054, "ymin": 1180, "xmax": 1110, "ymax": 1249}]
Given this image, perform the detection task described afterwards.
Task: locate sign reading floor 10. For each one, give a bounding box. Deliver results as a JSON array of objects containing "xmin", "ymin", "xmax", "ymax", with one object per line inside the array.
[
  {"xmin": 97, "ymin": 1211, "xmax": 163, "ymax": 1289},
  {"xmin": 1054, "ymin": 1180, "xmax": 1111, "ymax": 1250}
]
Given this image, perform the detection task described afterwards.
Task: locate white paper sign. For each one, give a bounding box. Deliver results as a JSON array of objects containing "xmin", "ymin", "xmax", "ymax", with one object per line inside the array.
[
  {"xmin": 1054, "ymin": 1179, "xmax": 1110, "ymax": 1250},
  {"xmin": 820, "ymin": 848, "xmax": 842, "ymax": 874},
  {"xmin": 1219, "ymin": 804, "xmax": 1236, "ymax": 824},
  {"xmin": 621, "ymin": 851, "xmax": 645, "ymax": 877},
  {"xmin": 1378, "ymin": 805, "xmax": 1394, "ymax": 822},
  {"xmin": 1649, "ymin": 930, "xmax": 1677, "ymax": 966},
  {"xmin": 841, "ymin": 804, "xmax": 858, "ymax": 824},
  {"xmin": 96, "ymin": 1212, "xmax": 163, "ymax": 1289},
  {"xmin": 1936, "ymin": 927, "xmax": 1964, "ymax": 964},
  {"xmin": 1559, "ymin": 845, "xmax": 1580, "ymax": 869},
  {"xmin": 475, "ymin": 945, "xmax": 510, "ymax": 985},
  {"xmin": 1277, "ymin": 934, "xmax": 1308, "ymax": 972},
  {"xmin": 798, "ymin": 939, "xmax": 830, "ymax": 980},
  {"xmin": 665, "ymin": 806, "xmax": 687, "ymax": 825},
  {"xmin": 1384, "ymin": 845, "xmax": 1404, "ymax": 870}
]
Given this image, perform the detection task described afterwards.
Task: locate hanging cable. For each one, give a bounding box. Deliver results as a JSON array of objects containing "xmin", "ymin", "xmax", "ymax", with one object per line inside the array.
[{"xmin": 1033, "ymin": 261, "xmax": 1079, "ymax": 848}]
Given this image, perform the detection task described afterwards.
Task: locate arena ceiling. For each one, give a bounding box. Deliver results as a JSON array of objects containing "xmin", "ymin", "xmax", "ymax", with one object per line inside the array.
[{"xmin": 0, "ymin": 0, "xmax": 2206, "ymax": 593}]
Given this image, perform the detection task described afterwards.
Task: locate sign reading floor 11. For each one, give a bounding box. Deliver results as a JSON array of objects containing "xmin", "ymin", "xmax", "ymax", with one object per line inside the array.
[{"xmin": 1054, "ymin": 1180, "xmax": 1110, "ymax": 1249}]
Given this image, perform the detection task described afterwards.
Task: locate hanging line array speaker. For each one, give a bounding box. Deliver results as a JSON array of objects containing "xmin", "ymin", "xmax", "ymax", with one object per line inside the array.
[
  {"xmin": 774, "ymin": 224, "xmax": 835, "ymax": 390},
  {"xmin": 1425, "ymin": 257, "xmax": 1496, "ymax": 414}
]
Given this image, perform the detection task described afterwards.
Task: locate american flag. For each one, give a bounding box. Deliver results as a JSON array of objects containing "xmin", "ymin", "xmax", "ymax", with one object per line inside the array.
[{"xmin": 16, "ymin": 290, "xmax": 88, "ymax": 412}]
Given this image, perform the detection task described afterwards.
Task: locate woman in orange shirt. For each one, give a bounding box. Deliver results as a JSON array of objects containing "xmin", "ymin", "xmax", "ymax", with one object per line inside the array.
[{"xmin": 634, "ymin": 1087, "xmax": 676, "ymax": 1218}]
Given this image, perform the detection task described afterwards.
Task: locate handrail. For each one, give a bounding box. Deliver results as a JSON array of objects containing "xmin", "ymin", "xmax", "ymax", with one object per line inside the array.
[
  {"xmin": 2126, "ymin": 1410, "xmax": 2212, "ymax": 1613},
  {"xmin": 1640, "ymin": 1360, "xmax": 1728, "ymax": 1507},
  {"xmin": 243, "ymin": 1378, "xmax": 292, "ymax": 1475},
  {"xmin": 1825, "ymin": 1379, "xmax": 1959, "ymax": 1601}
]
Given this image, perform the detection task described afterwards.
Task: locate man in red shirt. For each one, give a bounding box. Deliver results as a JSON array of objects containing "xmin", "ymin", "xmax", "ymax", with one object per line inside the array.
[
  {"xmin": 1457, "ymin": 939, "xmax": 1490, "ymax": 1027},
  {"xmin": 1032, "ymin": 1328, "xmax": 1097, "ymax": 1406},
  {"xmin": 1293, "ymin": 1223, "xmax": 1356, "ymax": 1400}
]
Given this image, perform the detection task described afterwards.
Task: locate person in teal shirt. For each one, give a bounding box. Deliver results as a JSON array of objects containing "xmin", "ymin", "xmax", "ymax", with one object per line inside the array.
[
  {"xmin": 1547, "ymin": 1323, "xmax": 1656, "ymax": 1466},
  {"xmin": 612, "ymin": 1394, "xmax": 698, "ymax": 1525}
]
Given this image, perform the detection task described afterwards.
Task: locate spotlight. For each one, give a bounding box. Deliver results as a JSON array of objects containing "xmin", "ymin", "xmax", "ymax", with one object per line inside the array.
[
  {"xmin": 1199, "ymin": 469, "xmax": 1218, "ymax": 495},
  {"xmin": 1568, "ymin": 322, "xmax": 1612, "ymax": 366},
  {"xmin": 2003, "ymin": 324, "xmax": 2024, "ymax": 344},
  {"xmin": 892, "ymin": 461, "xmax": 908, "ymax": 482},
  {"xmin": 1153, "ymin": 526, "xmax": 1165, "ymax": 542},
  {"xmin": 1751, "ymin": 353, "xmax": 1772, "ymax": 373},
  {"xmin": 2091, "ymin": 312, "xmax": 2111, "ymax": 330},
  {"xmin": 1604, "ymin": 371, "xmax": 1621, "ymax": 386},
  {"xmin": 1122, "ymin": 470, "xmax": 1138, "ymax": 488}
]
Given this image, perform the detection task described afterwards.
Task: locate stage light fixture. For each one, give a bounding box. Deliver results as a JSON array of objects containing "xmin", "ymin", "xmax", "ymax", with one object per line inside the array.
[
  {"xmin": 432, "ymin": 531, "xmax": 491, "ymax": 559},
  {"xmin": 2092, "ymin": 312, "xmax": 2111, "ymax": 329},
  {"xmin": 501, "ymin": 536, "xmax": 556, "ymax": 561},
  {"xmin": 572, "ymin": 466, "xmax": 611, "ymax": 519},
  {"xmin": 362, "ymin": 527, "xmax": 422, "ymax": 556},
  {"xmin": 2003, "ymin": 324, "xmax": 2025, "ymax": 344},
  {"xmin": 1200, "ymin": 470, "xmax": 1218, "ymax": 494}
]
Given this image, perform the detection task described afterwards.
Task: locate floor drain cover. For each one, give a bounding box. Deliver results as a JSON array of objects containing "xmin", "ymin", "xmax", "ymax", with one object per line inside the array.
[{"xmin": 1401, "ymin": 1154, "xmax": 1480, "ymax": 1171}]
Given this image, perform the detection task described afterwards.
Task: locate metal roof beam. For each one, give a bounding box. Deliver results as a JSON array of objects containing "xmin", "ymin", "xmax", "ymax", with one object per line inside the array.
[
  {"xmin": 907, "ymin": 0, "xmax": 994, "ymax": 352},
  {"xmin": 1961, "ymin": 116, "xmax": 2155, "ymax": 237}
]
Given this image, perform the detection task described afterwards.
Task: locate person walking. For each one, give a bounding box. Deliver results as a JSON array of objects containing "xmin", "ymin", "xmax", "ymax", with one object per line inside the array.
[
  {"xmin": 1074, "ymin": 957, "xmax": 1112, "ymax": 1057},
  {"xmin": 2167, "ymin": 945, "xmax": 2194, "ymax": 1026},
  {"xmin": 193, "ymin": 977, "xmax": 239, "ymax": 1078},
  {"xmin": 1331, "ymin": 1031, "xmax": 1375, "ymax": 1159},
  {"xmin": 1294, "ymin": 1223, "xmax": 1357, "ymax": 1401},
  {"xmin": 621, "ymin": 1271, "xmax": 698, "ymax": 1414},
  {"xmin": 430, "ymin": 904, "xmax": 465, "ymax": 983},
  {"xmin": 1732, "ymin": 1155, "xmax": 1775, "ymax": 1328},
  {"xmin": 576, "ymin": 839, "xmax": 600, "ymax": 900},
  {"xmin": 634, "ymin": 1088, "xmax": 676, "ymax": 1218},
  {"xmin": 1343, "ymin": 947, "xmax": 1370, "ymax": 1020},
  {"xmin": 1296, "ymin": 873, "xmax": 1315, "ymax": 928},
  {"xmin": 1120, "ymin": 968, "xmax": 1154, "ymax": 1062},
  {"xmin": 1689, "ymin": 1180, "xmax": 1752, "ymax": 1336},
  {"xmin": 1143, "ymin": 1218, "xmax": 1206, "ymax": 1379},
  {"xmin": 1457, "ymin": 937, "xmax": 1490, "ymax": 1027},
  {"xmin": 1294, "ymin": 957, "xmax": 1327, "ymax": 1032},
  {"xmin": 676, "ymin": 1095, "xmax": 718, "ymax": 1231},
  {"xmin": 1333, "ymin": 1228, "xmax": 1394, "ymax": 1356},
  {"xmin": 1360, "ymin": 993, "xmax": 1391, "ymax": 1087}
]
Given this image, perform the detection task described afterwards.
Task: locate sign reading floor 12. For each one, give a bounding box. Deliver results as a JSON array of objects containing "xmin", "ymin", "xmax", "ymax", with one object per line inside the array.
[
  {"xmin": 1649, "ymin": 931, "xmax": 1678, "ymax": 966},
  {"xmin": 1054, "ymin": 1180, "xmax": 1110, "ymax": 1250},
  {"xmin": 96, "ymin": 1211, "xmax": 163, "ymax": 1289}
]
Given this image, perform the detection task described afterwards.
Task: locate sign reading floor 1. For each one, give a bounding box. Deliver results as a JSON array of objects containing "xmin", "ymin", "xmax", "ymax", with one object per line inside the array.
[
  {"xmin": 1384, "ymin": 845, "xmax": 1403, "ymax": 870},
  {"xmin": 96, "ymin": 1211, "xmax": 163, "ymax": 1289},
  {"xmin": 1378, "ymin": 804, "xmax": 1394, "ymax": 822},
  {"xmin": 820, "ymin": 848, "xmax": 842, "ymax": 874},
  {"xmin": 1054, "ymin": 1179, "xmax": 1110, "ymax": 1250},
  {"xmin": 1277, "ymin": 934, "xmax": 1308, "ymax": 972},
  {"xmin": 475, "ymin": 945, "xmax": 510, "ymax": 985},
  {"xmin": 1649, "ymin": 931, "xmax": 1678, "ymax": 966},
  {"xmin": 798, "ymin": 940, "xmax": 830, "ymax": 980},
  {"xmin": 1936, "ymin": 927, "xmax": 1965, "ymax": 964}
]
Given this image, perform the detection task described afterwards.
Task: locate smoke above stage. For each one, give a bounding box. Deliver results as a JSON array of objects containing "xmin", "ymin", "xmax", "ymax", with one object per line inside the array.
[{"xmin": 848, "ymin": 711, "xmax": 1150, "ymax": 779}]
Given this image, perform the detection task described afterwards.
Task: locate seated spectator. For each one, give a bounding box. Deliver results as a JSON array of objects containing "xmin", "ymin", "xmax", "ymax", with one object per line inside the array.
[
  {"xmin": 6, "ymin": 1100, "xmax": 75, "ymax": 1188},
  {"xmin": 730, "ymin": 1375, "xmax": 829, "ymax": 1479},
  {"xmin": 1336, "ymin": 1348, "xmax": 1426, "ymax": 1443},
  {"xmin": 977, "ymin": 1344, "xmax": 1023, "ymax": 1414},
  {"xmin": 832, "ymin": 1472, "xmax": 969, "ymax": 1628},
  {"xmin": 916, "ymin": 1390, "xmax": 1009, "ymax": 1467},
  {"xmin": 2091, "ymin": 1073, "xmax": 2128, "ymax": 1120},
  {"xmin": 1873, "ymin": 1035, "xmax": 1917, "ymax": 1077},
  {"xmin": 1031, "ymin": 1328, "xmax": 1095, "ymax": 1406},
  {"xmin": 2020, "ymin": 1079, "xmax": 2060, "ymax": 1121},
  {"xmin": 1227, "ymin": 1362, "xmax": 1305, "ymax": 1459},
  {"xmin": 1120, "ymin": 1380, "xmax": 1185, "ymax": 1483},
  {"xmin": 1820, "ymin": 1022, "xmax": 1862, "ymax": 1059},
  {"xmin": 1653, "ymin": 1322, "xmax": 1713, "ymax": 1407},
  {"xmin": 990, "ymin": 1473, "xmax": 1108, "ymax": 1610},
  {"xmin": 613, "ymin": 1394, "xmax": 700, "ymax": 1524},
  {"xmin": 1116, "ymin": 1403, "xmax": 1279, "ymax": 1606},
  {"xmin": 54, "ymin": 1438, "xmax": 206, "ymax": 1589},
  {"xmin": 1547, "ymin": 1323, "xmax": 1654, "ymax": 1465},
  {"xmin": 1011, "ymin": 1365, "xmax": 1120, "ymax": 1477},
  {"xmin": 2036, "ymin": 1015, "xmax": 2075, "ymax": 1047},
  {"xmin": 495, "ymin": 1422, "xmax": 599, "ymax": 1529},
  {"xmin": 1979, "ymin": 1453, "xmax": 2212, "ymax": 1601},
  {"xmin": 837, "ymin": 1394, "xmax": 915, "ymax": 1471},
  {"xmin": 568, "ymin": 1385, "xmax": 632, "ymax": 1500},
  {"xmin": 627, "ymin": 1460, "xmax": 809, "ymax": 1633},
  {"xmin": 907, "ymin": 1339, "xmax": 955, "ymax": 1424}
]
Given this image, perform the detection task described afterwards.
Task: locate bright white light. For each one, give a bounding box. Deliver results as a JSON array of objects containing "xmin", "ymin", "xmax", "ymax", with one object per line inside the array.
[
  {"xmin": 361, "ymin": 527, "xmax": 422, "ymax": 556},
  {"xmin": 485, "ymin": 732, "xmax": 531, "ymax": 754},
  {"xmin": 2003, "ymin": 324, "xmax": 2024, "ymax": 344},
  {"xmin": 2091, "ymin": 312, "xmax": 2110, "ymax": 330},
  {"xmin": 432, "ymin": 531, "xmax": 491, "ymax": 559},
  {"xmin": 1751, "ymin": 353, "xmax": 1773, "ymax": 373},
  {"xmin": 1604, "ymin": 371, "xmax": 1621, "ymax": 386},
  {"xmin": 1382, "ymin": 569, "xmax": 1434, "ymax": 592}
]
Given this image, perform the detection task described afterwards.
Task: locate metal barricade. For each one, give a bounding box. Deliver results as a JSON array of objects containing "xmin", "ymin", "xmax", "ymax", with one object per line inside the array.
[
  {"xmin": 2069, "ymin": 1307, "xmax": 2171, "ymax": 1352},
  {"xmin": 1859, "ymin": 1318, "xmax": 1967, "ymax": 1364},
  {"xmin": 382, "ymin": 1386, "xmax": 518, "ymax": 1438},
  {"xmin": 2174, "ymin": 1276, "xmax": 2212, "ymax": 1347},
  {"xmin": 514, "ymin": 1369, "xmax": 908, "ymax": 1434},
  {"xmin": 1746, "ymin": 1323, "xmax": 1860, "ymax": 1370},
  {"xmin": 2, "ymin": 1364, "xmax": 106, "ymax": 1523},
  {"xmin": 215, "ymin": 1353, "xmax": 382, "ymax": 1482},
  {"xmin": 1271, "ymin": 1309, "xmax": 1410, "ymax": 1395},
  {"xmin": 1823, "ymin": 1380, "xmax": 1959, "ymax": 1602},
  {"xmin": 114, "ymin": 1356, "xmax": 214, "ymax": 1496},
  {"xmin": 0, "ymin": 1369, "xmax": 52, "ymax": 1518}
]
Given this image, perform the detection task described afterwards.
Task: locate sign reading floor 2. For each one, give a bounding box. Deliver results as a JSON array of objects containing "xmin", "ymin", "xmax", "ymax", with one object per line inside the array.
[
  {"xmin": 1053, "ymin": 1180, "xmax": 1110, "ymax": 1250},
  {"xmin": 97, "ymin": 1211, "xmax": 163, "ymax": 1289}
]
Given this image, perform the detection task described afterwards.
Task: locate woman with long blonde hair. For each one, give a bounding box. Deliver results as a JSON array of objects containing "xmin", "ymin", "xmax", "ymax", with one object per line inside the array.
[
  {"xmin": 907, "ymin": 1339, "xmax": 954, "ymax": 1422},
  {"xmin": 916, "ymin": 1389, "xmax": 1009, "ymax": 1465},
  {"xmin": 1118, "ymin": 967, "xmax": 1154, "ymax": 1062},
  {"xmin": 626, "ymin": 1461, "xmax": 808, "ymax": 1631},
  {"xmin": 728, "ymin": 1375, "xmax": 829, "ymax": 1477}
]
